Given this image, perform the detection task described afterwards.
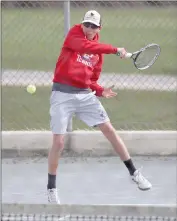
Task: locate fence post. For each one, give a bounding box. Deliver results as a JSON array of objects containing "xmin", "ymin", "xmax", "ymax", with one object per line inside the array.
[
  {"xmin": 64, "ymin": 1, "xmax": 70, "ymax": 37},
  {"xmin": 64, "ymin": 1, "xmax": 72, "ymax": 132}
]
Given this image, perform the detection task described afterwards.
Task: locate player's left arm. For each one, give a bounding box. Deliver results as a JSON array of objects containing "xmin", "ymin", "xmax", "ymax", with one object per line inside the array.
[
  {"xmin": 89, "ymin": 55, "xmax": 104, "ymax": 97},
  {"xmin": 90, "ymin": 54, "xmax": 117, "ymax": 98}
]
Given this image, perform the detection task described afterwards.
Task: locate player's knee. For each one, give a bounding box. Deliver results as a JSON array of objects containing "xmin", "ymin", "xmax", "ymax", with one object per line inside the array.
[{"xmin": 52, "ymin": 134, "xmax": 65, "ymax": 150}]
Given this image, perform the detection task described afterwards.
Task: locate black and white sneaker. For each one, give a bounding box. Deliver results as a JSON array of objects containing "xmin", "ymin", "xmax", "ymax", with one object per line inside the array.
[
  {"xmin": 132, "ymin": 169, "xmax": 152, "ymax": 191},
  {"xmin": 47, "ymin": 188, "xmax": 60, "ymax": 204}
]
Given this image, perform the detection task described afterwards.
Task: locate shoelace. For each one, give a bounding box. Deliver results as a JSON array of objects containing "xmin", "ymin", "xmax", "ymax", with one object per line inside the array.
[
  {"xmin": 135, "ymin": 170, "xmax": 147, "ymax": 183},
  {"xmin": 49, "ymin": 189, "xmax": 58, "ymax": 202}
]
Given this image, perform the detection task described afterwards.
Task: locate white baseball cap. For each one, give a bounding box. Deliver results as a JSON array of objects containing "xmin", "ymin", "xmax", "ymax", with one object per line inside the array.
[{"xmin": 82, "ymin": 10, "xmax": 101, "ymax": 27}]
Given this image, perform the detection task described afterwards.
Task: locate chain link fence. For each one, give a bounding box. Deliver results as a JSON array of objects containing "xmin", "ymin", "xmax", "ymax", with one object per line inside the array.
[{"xmin": 2, "ymin": 1, "xmax": 177, "ymax": 131}]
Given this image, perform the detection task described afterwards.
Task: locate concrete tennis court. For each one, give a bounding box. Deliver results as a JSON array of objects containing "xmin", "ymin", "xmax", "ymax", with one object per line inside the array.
[{"xmin": 2, "ymin": 156, "xmax": 176, "ymax": 205}]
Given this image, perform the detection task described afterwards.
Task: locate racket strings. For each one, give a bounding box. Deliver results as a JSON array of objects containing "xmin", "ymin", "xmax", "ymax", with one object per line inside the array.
[{"xmin": 135, "ymin": 46, "xmax": 160, "ymax": 70}]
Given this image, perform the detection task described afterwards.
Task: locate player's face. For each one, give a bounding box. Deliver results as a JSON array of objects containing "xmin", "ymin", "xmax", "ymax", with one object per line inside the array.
[{"xmin": 82, "ymin": 22, "xmax": 100, "ymax": 40}]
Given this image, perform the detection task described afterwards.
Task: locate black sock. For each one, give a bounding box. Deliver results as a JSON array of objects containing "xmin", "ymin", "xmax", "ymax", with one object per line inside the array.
[
  {"xmin": 47, "ymin": 174, "xmax": 56, "ymax": 189},
  {"xmin": 124, "ymin": 159, "xmax": 136, "ymax": 175}
]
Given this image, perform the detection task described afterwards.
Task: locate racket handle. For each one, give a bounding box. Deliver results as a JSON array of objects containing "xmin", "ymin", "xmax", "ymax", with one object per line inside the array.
[
  {"xmin": 125, "ymin": 53, "xmax": 132, "ymax": 58},
  {"xmin": 117, "ymin": 52, "xmax": 132, "ymax": 58}
]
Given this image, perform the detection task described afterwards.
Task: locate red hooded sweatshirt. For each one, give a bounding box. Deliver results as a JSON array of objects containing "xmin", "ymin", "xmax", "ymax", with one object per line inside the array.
[{"xmin": 53, "ymin": 24, "xmax": 118, "ymax": 96}]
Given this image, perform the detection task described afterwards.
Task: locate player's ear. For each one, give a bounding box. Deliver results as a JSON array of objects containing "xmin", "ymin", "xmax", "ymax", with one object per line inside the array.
[{"xmin": 99, "ymin": 18, "xmax": 102, "ymax": 30}]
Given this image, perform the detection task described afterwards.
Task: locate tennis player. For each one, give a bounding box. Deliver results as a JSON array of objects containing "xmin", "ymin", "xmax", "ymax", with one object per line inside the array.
[{"xmin": 47, "ymin": 10, "xmax": 152, "ymax": 203}]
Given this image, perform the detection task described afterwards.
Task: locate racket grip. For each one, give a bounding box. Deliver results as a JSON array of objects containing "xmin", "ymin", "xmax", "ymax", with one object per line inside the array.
[
  {"xmin": 125, "ymin": 53, "xmax": 132, "ymax": 58},
  {"xmin": 117, "ymin": 52, "xmax": 132, "ymax": 58}
]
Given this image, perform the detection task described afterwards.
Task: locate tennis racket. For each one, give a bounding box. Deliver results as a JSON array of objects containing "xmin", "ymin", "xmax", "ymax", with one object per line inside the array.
[{"xmin": 118, "ymin": 43, "xmax": 161, "ymax": 70}]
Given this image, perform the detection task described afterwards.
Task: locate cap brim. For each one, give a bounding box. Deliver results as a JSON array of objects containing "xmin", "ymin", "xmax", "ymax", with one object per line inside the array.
[{"xmin": 82, "ymin": 20, "xmax": 100, "ymax": 27}]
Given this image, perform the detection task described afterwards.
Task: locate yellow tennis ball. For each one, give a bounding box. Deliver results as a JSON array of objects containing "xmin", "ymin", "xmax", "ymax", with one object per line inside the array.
[{"xmin": 26, "ymin": 85, "xmax": 36, "ymax": 94}]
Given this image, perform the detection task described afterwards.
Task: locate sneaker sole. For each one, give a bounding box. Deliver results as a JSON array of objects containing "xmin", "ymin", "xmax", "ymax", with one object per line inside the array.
[
  {"xmin": 138, "ymin": 186, "xmax": 152, "ymax": 191},
  {"xmin": 48, "ymin": 201, "xmax": 60, "ymax": 204},
  {"xmin": 132, "ymin": 179, "xmax": 152, "ymax": 191}
]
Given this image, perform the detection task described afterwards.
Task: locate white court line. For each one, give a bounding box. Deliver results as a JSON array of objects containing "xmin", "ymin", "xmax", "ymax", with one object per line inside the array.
[{"xmin": 58, "ymin": 215, "xmax": 70, "ymax": 220}]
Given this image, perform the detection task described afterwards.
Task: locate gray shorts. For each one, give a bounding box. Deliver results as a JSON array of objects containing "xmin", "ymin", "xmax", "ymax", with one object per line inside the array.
[{"xmin": 49, "ymin": 91, "xmax": 110, "ymax": 134}]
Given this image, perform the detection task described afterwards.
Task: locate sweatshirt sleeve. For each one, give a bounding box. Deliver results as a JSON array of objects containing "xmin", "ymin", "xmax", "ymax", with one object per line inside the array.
[
  {"xmin": 90, "ymin": 54, "xmax": 104, "ymax": 97},
  {"xmin": 64, "ymin": 28, "xmax": 118, "ymax": 55}
]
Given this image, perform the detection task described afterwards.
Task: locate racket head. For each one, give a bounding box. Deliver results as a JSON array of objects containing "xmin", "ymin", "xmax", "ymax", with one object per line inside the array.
[{"xmin": 132, "ymin": 43, "xmax": 161, "ymax": 70}]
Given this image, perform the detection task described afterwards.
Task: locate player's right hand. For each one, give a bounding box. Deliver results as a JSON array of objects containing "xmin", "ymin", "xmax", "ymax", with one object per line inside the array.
[{"xmin": 117, "ymin": 48, "xmax": 127, "ymax": 59}]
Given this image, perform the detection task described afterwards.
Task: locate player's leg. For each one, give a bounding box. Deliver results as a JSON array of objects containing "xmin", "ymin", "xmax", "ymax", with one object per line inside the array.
[
  {"xmin": 47, "ymin": 134, "xmax": 64, "ymax": 204},
  {"xmin": 48, "ymin": 135, "xmax": 65, "ymax": 178},
  {"xmin": 76, "ymin": 92, "xmax": 152, "ymax": 191},
  {"xmin": 98, "ymin": 122, "xmax": 132, "ymax": 161},
  {"xmin": 98, "ymin": 121, "xmax": 152, "ymax": 190},
  {"xmin": 48, "ymin": 91, "xmax": 75, "ymax": 203}
]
